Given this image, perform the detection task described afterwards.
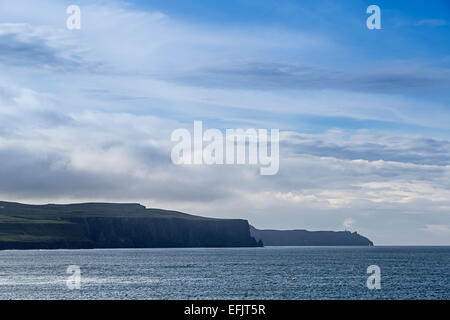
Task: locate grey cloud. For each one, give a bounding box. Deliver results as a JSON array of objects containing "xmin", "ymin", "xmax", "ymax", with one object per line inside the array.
[
  {"xmin": 0, "ymin": 33, "xmax": 78, "ymax": 69},
  {"xmin": 0, "ymin": 148, "xmax": 116, "ymax": 198},
  {"xmin": 0, "ymin": 23, "xmax": 100, "ymax": 71},
  {"xmin": 0, "ymin": 143, "xmax": 238, "ymax": 203},
  {"xmin": 284, "ymin": 133, "xmax": 450, "ymax": 166},
  {"xmin": 166, "ymin": 62, "xmax": 450, "ymax": 94}
]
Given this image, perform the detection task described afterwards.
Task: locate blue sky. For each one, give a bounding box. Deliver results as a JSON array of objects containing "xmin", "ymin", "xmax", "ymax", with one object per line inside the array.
[
  {"xmin": 132, "ymin": 0, "xmax": 450, "ymax": 62},
  {"xmin": 0, "ymin": 0, "xmax": 449, "ymax": 244},
  {"xmin": 128, "ymin": 0, "xmax": 450, "ymax": 135}
]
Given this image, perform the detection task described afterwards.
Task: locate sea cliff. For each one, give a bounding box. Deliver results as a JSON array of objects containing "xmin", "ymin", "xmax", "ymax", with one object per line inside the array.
[{"xmin": 0, "ymin": 202, "xmax": 259, "ymax": 249}]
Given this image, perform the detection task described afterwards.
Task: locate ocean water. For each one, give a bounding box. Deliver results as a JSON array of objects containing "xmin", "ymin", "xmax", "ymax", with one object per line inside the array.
[{"xmin": 0, "ymin": 246, "xmax": 449, "ymax": 300}]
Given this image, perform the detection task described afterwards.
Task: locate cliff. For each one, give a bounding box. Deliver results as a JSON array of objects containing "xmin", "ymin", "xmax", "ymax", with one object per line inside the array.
[
  {"xmin": 0, "ymin": 201, "xmax": 259, "ymax": 249},
  {"xmin": 250, "ymin": 226, "xmax": 373, "ymax": 246}
]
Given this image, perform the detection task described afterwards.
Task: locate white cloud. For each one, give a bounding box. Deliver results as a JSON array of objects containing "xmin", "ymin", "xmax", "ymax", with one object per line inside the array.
[
  {"xmin": 343, "ymin": 218, "xmax": 354, "ymax": 230},
  {"xmin": 416, "ymin": 19, "xmax": 448, "ymax": 27},
  {"xmin": 422, "ymin": 224, "xmax": 450, "ymax": 233}
]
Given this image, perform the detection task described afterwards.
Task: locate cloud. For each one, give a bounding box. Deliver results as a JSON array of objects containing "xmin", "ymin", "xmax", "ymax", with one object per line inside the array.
[
  {"xmin": 422, "ymin": 224, "xmax": 450, "ymax": 233},
  {"xmin": 343, "ymin": 218, "xmax": 354, "ymax": 229},
  {"xmin": 167, "ymin": 61, "xmax": 450, "ymax": 94},
  {"xmin": 416, "ymin": 19, "xmax": 448, "ymax": 27},
  {"xmin": 0, "ymin": 23, "xmax": 99, "ymax": 71},
  {"xmin": 283, "ymin": 130, "xmax": 450, "ymax": 166},
  {"xmin": 0, "ymin": 1, "xmax": 448, "ymax": 131}
]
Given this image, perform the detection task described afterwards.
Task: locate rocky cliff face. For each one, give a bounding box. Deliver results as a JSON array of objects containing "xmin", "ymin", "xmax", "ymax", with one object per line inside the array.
[
  {"xmin": 0, "ymin": 202, "xmax": 259, "ymax": 249},
  {"xmin": 63, "ymin": 216, "xmax": 259, "ymax": 248},
  {"xmin": 250, "ymin": 226, "xmax": 374, "ymax": 246}
]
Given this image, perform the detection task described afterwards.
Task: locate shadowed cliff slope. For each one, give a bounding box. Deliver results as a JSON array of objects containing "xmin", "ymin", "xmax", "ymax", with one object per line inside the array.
[
  {"xmin": 0, "ymin": 201, "xmax": 259, "ymax": 249},
  {"xmin": 250, "ymin": 226, "xmax": 373, "ymax": 246}
]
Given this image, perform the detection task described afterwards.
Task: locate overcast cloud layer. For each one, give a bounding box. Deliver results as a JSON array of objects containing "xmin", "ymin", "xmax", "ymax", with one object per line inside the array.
[{"xmin": 0, "ymin": 0, "xmax": 449, "ymax": 244}]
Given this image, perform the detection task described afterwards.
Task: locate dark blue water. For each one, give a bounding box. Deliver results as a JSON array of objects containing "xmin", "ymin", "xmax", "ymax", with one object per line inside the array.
[{"xmin": 0, "ymin": 246, "xmax": 449, "ymax": 299}]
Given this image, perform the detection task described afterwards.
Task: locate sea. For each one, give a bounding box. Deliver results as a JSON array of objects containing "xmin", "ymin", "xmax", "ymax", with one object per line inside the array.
[{"xmin": 0, "ymin": 246, "xmax": 449, "ymax": 300}]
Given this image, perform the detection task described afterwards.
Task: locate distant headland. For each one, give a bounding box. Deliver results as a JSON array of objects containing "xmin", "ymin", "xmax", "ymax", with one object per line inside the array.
[{"xmin": 250, "ymin": 226, "xmax": 374, "ymax": 246}]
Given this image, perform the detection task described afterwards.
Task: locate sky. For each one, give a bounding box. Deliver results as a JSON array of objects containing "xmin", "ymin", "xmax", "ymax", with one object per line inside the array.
[{"xmin": 0, "ymin": 0, "xmax": 449, "ymax": 244}]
